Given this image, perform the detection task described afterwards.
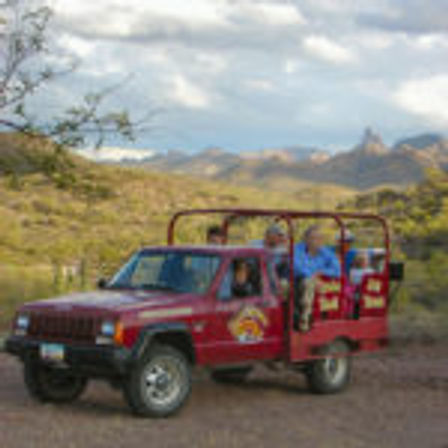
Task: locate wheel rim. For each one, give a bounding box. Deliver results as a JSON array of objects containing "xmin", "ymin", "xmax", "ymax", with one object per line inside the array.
[
  {"xmin": 322, "ymin": 356, "xmax": 347, "ymax": 385},
  {"xmin": 141, "ymin": 356, "xmax": 183, "ymax": 408}
]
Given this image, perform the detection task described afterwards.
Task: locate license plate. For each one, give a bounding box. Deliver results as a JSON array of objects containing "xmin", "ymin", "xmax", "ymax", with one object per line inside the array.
[{"xmin": 40, "ymin": 343, "xmax": 65, "ymax": 362}]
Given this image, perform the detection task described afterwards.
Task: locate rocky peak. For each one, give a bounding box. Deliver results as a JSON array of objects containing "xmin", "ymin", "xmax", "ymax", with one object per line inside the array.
[{"xmin": 355, "ymin": 127, "xmax": 389, "ymax": 155}]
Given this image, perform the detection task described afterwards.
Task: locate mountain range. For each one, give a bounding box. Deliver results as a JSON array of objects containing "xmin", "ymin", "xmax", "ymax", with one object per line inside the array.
[{"xmin": 89, "ymin": 129, "xmax": 448, "ymax": 190}]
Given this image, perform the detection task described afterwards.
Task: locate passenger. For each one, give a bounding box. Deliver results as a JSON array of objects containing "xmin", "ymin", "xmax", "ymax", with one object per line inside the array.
[
  {"xmin": 251, "ymin": 224, "xmax": 286, "ymax": 250},
  {"xmin": 294, "ymin": 225, "xmax": 341, "ymax": 332},
  {"xmin": 370, "ymin": 248, "xmax": 386, "ymax": 271},
  {"xmin": 350, "ymin": 252, "xmax": 375, "ymax": 286},
  {"xmin": 231, "ymin": 259, "xmax": 254, "ymax": 298},
  {"xmin": 206, "ymin": 225, "xmax": 225, "ymax": 245},
  {"xmin": 252, "ymin": 224, "xmax": 288, "ymax": 278},
  {"xmin": 335, "ymin": 230, "xmax": 357, "ymax": 275},
  {"xmin": 264, "ymin": 224, "xmax": 287, "ymax": 250}
]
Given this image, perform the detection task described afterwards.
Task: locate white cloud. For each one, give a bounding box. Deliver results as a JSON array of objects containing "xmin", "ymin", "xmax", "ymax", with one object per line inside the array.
[
  {"xmin": 194, "ymin": 52, "xmax": 228, "ymax": 74},
  {"xmin": 284, "ymin": 59, "xmax": 300, "ymax": 74},
  {"xmin": 309, "ymin": 102, "xmax": 331, "ymax": 116},
  {"xmin": 356, "ymin": 32, "xmax": 394, "ymax": 50},
  {"xmin": 245, "ymin": 79, "xmax": 274, "ymax": 91},
  {"xmin": 410, "ymin": 33, "xmax": 448, "ymax": 51},
  {"xmin": 303, "ymin": 35, "xmax": 356, "ymax": 64},
  {"xmin": 78, "ymin": 147, "xmax": 156, "ymax": 162},
  {"xmin": 51, "ymin": 0, "xmax": 232, "ymax": 42},
  {"xmin": 169, "ymin": 74, "xmax": 210, "ymax": 109},
  {"xmin": 235, "ymin": 2, "xmax": 307, "ymax": 26},
  {"xmin": 57, "ymin": 34, "xmax": 94, "ymax": 58},
  {"xmin": 393, "ymin": 75, "xmax": 448, "ymax": 126},
  {"xmin": 80, "ymin": 61, "xmax": 124, "ymax": 77},
  {"xmin": 54, "ymin": 0, "xmax": 230, "ymax": 28},
  {"xmin": 136, "ymin": 0, "xmax": 228, "ymax": 26}
]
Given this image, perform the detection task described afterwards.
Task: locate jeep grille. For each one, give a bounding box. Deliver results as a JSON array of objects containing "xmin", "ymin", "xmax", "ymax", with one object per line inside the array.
[{"xmin": 28, "ymin": 313, "xmax": 101, "ymax": 343}]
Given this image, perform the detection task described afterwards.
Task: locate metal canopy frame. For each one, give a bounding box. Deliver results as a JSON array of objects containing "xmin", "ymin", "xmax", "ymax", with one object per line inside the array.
[{"xmin": 167, "ymin": 208, "xmax": 391, "ymax": 340}]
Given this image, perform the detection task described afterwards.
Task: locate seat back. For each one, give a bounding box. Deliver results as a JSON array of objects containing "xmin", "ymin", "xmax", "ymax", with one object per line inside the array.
[
  {"xmin": 359, "ymin": 273, "xmax": 388, "ymax": 317},
  {"xmin": 312, "ymin": 275, "xmax": 346, "ymax": 320}
]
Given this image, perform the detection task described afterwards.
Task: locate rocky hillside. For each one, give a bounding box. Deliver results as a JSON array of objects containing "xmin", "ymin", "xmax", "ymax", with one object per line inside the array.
[{"xmin": 128, "ymin": 129, "xmax": 448, "ymax": 190}]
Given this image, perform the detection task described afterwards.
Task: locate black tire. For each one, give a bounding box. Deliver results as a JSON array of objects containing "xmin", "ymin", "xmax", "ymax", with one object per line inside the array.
[
  {"xmin": 211, "ymin": 366, "xmax": 253, "ymax": 384},
  {"xmin": 124, "ymin": 344, "xmax": 191, "ymax": 418},
  {"xmin": 306, "ymin": 340, "xmax": 351, "ymax": 394},
  {"xmin": 24, "ymin": 357, "xmax": 87, "ymax": 403}
]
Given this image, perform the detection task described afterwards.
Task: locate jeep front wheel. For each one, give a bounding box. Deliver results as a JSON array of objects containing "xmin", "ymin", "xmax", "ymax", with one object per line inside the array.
[
  {"xmin": 24, "ymin": 357, "xmax": 87, "ymax": 403},
  {"xmin": 306, "ymin": 340, "xmax": 351, "ymax": 394},
  {"xmin": 124, "ymin": 344, "xmax": 191, "ymax": 418}
]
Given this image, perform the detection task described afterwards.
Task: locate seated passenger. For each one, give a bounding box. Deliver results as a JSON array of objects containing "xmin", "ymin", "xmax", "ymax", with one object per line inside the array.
[
  {"xmin": 252, "ymin": 224, "xmax": 288, "ymax": 278},
  {"xmin": 294, "ymin": 225, "xmax": 341, "ymax": 332},
  {"xmin": 334, "ymin": 230, "xmax": 357, "ymax": 275},
  {"xmin": 350, "ymin": 252, "xmax": 375, "ymax": 286},
  {"xmin": 370, "ymin": 248, "xmax": 386, "ymax": 271},
  {"xmin": 264, "ymin": 224, "xmax": 287, "ymax": 250},
  {"xmin": 206, "ymin": 225, "xmax": 225, "ymax": 245},
  {"xmin": 231, "ymin": 259, "xmax": 254, "ymax": 298}
]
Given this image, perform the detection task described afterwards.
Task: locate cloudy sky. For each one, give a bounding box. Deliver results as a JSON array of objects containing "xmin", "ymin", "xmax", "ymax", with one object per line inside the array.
[{"xmin": 38, "ymin": 0, "xmax": 448, "ymax": 153}]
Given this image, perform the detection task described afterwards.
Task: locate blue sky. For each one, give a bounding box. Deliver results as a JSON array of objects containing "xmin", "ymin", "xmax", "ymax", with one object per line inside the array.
[{"xmin": 33, "ymin": 0, "xmax": 448, "ymax": 154}]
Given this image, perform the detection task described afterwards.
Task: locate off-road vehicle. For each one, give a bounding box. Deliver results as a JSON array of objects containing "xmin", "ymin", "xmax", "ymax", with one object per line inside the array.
[{"xmin": 6, "ymin": 209, "xmax": 403, "ymax": 417}]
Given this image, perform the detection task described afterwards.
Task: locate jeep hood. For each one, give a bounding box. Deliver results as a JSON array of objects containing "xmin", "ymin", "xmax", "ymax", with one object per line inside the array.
[{"xmin": 20, "ymin": 289, "xmax": 196, "ymax": 314}]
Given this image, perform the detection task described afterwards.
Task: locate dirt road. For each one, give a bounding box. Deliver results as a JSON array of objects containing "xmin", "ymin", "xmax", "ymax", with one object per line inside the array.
[{"xmin": 0, "ymin": 343, "xmax": 447, "ymax": 448}]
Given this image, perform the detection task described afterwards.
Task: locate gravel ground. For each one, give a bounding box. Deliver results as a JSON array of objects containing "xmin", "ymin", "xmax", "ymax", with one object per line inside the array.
[{"xmin": 0, "ymin": 342, "xmax": 447, "ymax": 448}]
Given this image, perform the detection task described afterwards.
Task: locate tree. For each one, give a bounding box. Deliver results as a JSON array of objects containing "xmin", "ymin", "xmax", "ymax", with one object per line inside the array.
[{"xmin": 0, "ymin": 0, "xmax": 147, "ymax": 151}]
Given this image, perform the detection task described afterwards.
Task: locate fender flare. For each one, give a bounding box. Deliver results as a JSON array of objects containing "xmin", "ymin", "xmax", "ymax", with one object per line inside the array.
[{"xmin": 130, "ymin": 322, "xmax": 194, "ymax": 363}]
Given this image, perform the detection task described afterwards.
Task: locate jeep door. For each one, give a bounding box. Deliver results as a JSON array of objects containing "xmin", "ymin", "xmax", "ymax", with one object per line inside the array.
[{"xmin": 208, "ymin": 254, "xmax": 284, "ymax": 364}]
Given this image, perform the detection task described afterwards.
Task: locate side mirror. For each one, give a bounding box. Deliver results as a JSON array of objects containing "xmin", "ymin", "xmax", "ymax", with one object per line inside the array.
[
  {"xmin": 389, "ymin": 261, "xmax": 404, "ymax": 282},
  {"xmin": 97, "ymin": 278, "xmax": 108, "ymax": 289}
]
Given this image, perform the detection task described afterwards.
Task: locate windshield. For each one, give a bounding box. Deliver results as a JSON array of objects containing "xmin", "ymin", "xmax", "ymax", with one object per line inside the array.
[{"xmin": 108, "ymin": 251, "xmax": 221, "ymax": 294}]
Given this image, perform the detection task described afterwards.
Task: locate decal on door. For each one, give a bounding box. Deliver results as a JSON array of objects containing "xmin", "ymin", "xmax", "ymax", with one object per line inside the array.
[{"xmin": 228, "ymin": 305, "xmax": 269, "ymax": 343}]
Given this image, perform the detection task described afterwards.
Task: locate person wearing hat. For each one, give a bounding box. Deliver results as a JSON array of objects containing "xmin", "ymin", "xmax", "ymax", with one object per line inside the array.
[
  {"xmin": 335, "ymin": 229, "xmax": 357, "ymax": 275},
  {"xmin": 250, "ymin": 224, "xmax": 289, "ymax": 279},
  {"xmin": 250, "ymin": 223, "xmax": 287, "ymax": 252},
  {"xmin": 261, "ymin": 224, "xmax": 285, "ymax": 249},
  {"xmin": 264, "ymin": 224, "xmax": 289, "ymax": 277}
]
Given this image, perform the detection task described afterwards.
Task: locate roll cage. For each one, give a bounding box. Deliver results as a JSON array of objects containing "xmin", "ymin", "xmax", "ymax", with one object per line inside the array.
[{"xmin": 167, "ymin": 208, "xmax": 391, "ymax": 333}]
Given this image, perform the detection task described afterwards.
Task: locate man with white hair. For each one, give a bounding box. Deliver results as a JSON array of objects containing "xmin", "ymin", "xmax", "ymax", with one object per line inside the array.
[{"xmin": 294, "ymin": 225, "xmax": 340, "ymax": 331}]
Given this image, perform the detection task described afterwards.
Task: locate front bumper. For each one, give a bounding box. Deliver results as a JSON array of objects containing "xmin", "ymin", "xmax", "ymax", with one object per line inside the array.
[{"xmin": 5, "ymin": 335, "xmax": 132, "ymax": 377}]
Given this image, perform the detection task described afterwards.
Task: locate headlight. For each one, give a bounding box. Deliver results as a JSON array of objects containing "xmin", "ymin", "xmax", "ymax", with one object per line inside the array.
[
  {"xmin": 100, "ymin": 321, "xmax": 115, "ymax": 336},
  {"xmin": 14, "ymin": 314, "xmax": 30, "ymax": 336},
  {"xmin": 96, "ymin": 320, "xmax": 120, "ymax": 345},
  {"xmin": 96, "ymin": 320, "xmax": 124, "ymax": 345},
  {"xmin": 17, "ymin": 314, "xmax": 30, "ymax": 329}
]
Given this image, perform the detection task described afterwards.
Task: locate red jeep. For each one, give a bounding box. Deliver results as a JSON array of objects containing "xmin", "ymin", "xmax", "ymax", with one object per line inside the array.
[{"xmin": 6, "ymin": 209, "xmax": 403, "ymax": 417}]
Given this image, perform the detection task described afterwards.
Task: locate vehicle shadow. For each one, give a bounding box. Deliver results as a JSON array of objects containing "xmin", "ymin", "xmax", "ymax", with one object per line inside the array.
[
  {"xmin": 57, "ymin": 373, "xmax": 310, "ymax": 418},
  {"xmin": 196, "ymin": 369, "xmax": 310, "ymax": 396},
  {"xmin": 1, "ymin": 366, "xmax": 310, "ymax": 420}
]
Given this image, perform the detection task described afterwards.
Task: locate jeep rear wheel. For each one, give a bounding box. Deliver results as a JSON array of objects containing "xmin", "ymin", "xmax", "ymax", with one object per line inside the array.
[
  {"xmin": 211, "ymin": 366, "xmax": 253, "ymax": 384},
  {"xmin": 306, "ymin": 340, "xmax": 351, "ymax": 394},
  {"xmin": 24, "ymin": 357, "xmax": 87, "ymax": 403},
  {"xmin": 124, "ymin": 344, "xmax": 191, "ymax": 418}
]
